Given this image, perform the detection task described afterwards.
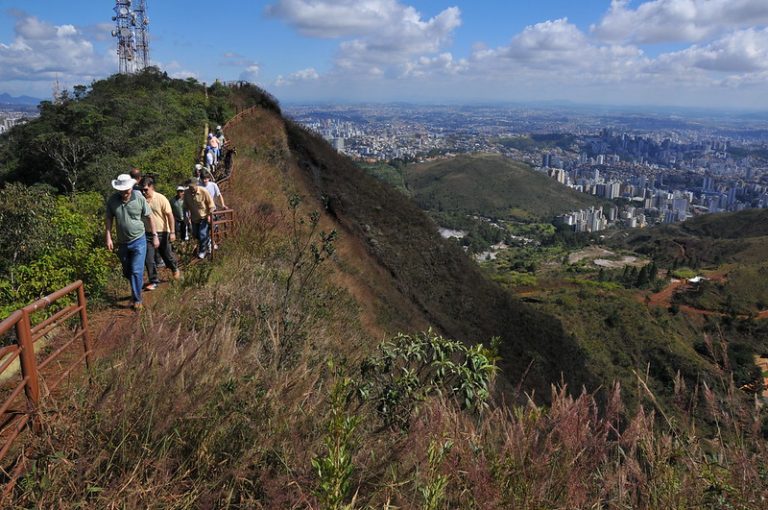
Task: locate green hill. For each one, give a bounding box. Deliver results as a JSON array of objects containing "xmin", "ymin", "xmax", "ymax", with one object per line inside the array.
[
  {"xmin": 620, "ymin": 208, "xmax": 768, "ymax": 266},
  {"xmin": 405, "ymin": 153, "xmax": 603, "ymax": 220}
]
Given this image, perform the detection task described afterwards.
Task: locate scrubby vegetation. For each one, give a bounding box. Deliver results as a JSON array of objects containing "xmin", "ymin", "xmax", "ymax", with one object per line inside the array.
[
  {"xmin": 0, "ymin": 69, "xmax": 280, "ymax": 317},
  {"xmin": 11, "ymin": 114, "xmax": 768, "ymax": 507},
  {"xmin": 405, "ymin": 154, "xmax": 603, "ymax": 220},
  {"xmin": 4, "ymin": 76, "xmax": 768, "ymax": 508}
]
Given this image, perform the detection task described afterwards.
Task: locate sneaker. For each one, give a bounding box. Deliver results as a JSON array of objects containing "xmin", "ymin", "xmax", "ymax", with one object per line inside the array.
[
  {"xmin": 132, "ymin": 302, "xmax": 144, "ymax": 311},
  {"xmin": 144, "ymin": 283, "xmax": 158, "ymax": 291},
  {"xmin": 213, "ymin": 243, "xmax": 219, "ymax": 250},
  {"xmin": 172, "ymin": 270, "xmax": 181, "ymax": 280},
  {"xmin": 198, "ymin": 251, "xmax": 207, "ymax": 259}
]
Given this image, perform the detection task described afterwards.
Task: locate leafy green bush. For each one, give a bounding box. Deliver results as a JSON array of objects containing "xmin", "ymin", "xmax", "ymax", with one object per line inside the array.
[
  {"xmin": 0, "ymin": 188, "xmax": 112, "ymax": 318},
  {"xmin": 671, "ymin": 267, "xmax": 697, "ymax": 279},
  {"xmin": 358, "ymin": 329, "xmax": 499, "ymax": 429}
]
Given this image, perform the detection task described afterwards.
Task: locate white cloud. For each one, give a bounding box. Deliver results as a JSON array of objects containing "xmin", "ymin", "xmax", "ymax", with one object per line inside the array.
[
  {"xmin": 402, "ymin": 53, "xmax": 468, "ymax": 78},
  {"xmin": 472, "ymin": 19, "xmax": 647, "ymax": 81},
  {"xmin": 240, "ymin": 64, "xmax": 261, "ymax": 82},
  {"xmin": 274, "ymin": 67, "xmax": 319, "ymax": 87},
  {"xmin": 592, "ymin": 0, "xmax": 768, "ymax": 44},
  {"xmin": 650, "ymin": 28, "xmax": 768, "ymax": 75},
  {"xmin": 266, "ymin": 0, "xmax": 461, "ymax": 76},
  {"xmin": 169, "ymin": 70, "xmax": 199, "ymax": 80},
  {"xmin": 0, "ymin": 13, "xmax": 112, "ymax": 85}
]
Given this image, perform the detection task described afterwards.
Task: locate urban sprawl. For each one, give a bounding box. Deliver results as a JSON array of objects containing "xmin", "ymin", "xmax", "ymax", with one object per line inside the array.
[{"xmin": 287, "ymin": 104, "xmax": 768, "ymax": 233}]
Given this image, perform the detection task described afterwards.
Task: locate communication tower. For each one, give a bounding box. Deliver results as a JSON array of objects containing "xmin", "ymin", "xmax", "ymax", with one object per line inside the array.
[
  {"xmin": 134, "ymin": 1, "xmax": 150, "ymax": 70},
  {"xmin": 111, "ymin": 0, "xmax": 150, "ymax": 74}
]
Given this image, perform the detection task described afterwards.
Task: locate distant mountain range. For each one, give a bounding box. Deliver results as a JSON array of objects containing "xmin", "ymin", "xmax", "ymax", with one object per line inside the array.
[{"xmin": 0, "ymin": 93, "xmax": 41, "ymax": 106}]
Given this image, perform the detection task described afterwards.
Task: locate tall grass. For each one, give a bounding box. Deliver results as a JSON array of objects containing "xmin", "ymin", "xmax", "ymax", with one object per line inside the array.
[{"xmin": 8, "ymin": 109, "xmax": 768, "ymax": 508}]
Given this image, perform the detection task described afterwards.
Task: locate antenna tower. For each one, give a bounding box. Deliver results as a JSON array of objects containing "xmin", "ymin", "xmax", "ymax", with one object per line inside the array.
[
  {"xmin": 111, "ymin": 0, "xmax": 150, "ymax": 74},
  {"xmin": 134, "ymin": 1, "xmax": 150, "ymax": 70}
]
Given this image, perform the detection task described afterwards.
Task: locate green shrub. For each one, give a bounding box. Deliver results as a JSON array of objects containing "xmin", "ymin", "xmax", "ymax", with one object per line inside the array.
[{"xmin": 358, "ymin": 329, "xmax": 499, "ymax": 429}]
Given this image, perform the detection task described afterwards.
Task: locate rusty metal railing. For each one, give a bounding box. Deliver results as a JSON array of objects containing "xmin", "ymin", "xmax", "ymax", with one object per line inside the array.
[
  {"xmin": 0, "ymin": 280, "xmax": 92, "ymax": 495},
  {"xmin": 211, "ymin": 209, "xmax": 236, "ymax": 261}
]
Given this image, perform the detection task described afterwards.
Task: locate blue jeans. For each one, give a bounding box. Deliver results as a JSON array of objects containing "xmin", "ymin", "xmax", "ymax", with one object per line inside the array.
[
  {"xmin": 192, "ymin": 219, "xmax": 210, "ymax": 256},
  {"xmin": 118, "ymin": 235, "xmax": 147, "ymax": 304}
]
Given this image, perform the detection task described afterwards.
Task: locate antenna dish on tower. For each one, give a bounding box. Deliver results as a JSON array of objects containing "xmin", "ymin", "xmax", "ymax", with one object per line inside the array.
[{"xmin": 112, "ymin": 0, "xmax": 150, "ymax": 74}]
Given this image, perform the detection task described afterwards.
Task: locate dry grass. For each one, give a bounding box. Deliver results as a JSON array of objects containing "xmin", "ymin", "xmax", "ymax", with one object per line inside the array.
[{"xmin": 7, "ymin": 107, "xmax": 768, "ymax": 508}]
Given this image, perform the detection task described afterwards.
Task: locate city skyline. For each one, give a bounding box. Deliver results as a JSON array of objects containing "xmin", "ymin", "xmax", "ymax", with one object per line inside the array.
[{"xmin": 0, "ymin": 1, "xmax": 767, "ymax": 109}]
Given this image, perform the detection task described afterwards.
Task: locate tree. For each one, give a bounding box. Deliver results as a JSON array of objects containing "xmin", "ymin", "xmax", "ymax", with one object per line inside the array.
[{"xmin": 37, "ymin": 133, "xmax": 93, "ymax": 194}]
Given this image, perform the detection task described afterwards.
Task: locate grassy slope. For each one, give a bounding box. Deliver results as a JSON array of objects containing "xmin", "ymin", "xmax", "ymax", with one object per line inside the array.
[
  {"xmin": 405, "ymin": 153, "xmax": 603, "ymax": 219},
  {"xmin": 12, "ymin": 106, "xmax": 768, "ymax": 509},
  {"xmin": 285, "ymin": 123, "xmax": 596, "ymax": 399},
  {"xmin": 621, "ymin": 208, "xmax": 768, "ymax": 266}
]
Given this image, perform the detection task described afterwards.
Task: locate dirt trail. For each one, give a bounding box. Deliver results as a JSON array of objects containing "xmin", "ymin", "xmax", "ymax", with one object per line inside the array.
[{"xmin": 641, "ymin": 271, "xmax": 768, "ymax": 320}]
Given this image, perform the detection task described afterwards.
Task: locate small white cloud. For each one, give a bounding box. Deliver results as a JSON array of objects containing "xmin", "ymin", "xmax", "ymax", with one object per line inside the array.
[
  {"xmin": 274, "ymin": 67, "xmax": 319, "ymax": 86},
  {"xmin": 169, "ymin": 70, "xmax": 199, "ymax": 80},
  {"xmin": 402, "ymin": 52, "xmax": 468, "ymax": 77},
  {"xmin": 240, "ymin": 64, "xmax": 261, "ymax": 82},
  {"xmin": 56, "ymin": 25, "xmax": 78, "ymax": 38}
]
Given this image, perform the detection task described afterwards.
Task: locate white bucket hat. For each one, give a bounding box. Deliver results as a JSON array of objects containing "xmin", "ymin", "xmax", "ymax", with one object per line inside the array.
[{"xmin": 111, "ymin": 173, "xmax": 136, "ymax": 191}]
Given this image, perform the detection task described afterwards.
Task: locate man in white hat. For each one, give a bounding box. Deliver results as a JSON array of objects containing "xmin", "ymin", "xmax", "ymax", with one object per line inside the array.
[{"xmin": 105, "ymin": 173, "xmax": 160, "ymax": 310}]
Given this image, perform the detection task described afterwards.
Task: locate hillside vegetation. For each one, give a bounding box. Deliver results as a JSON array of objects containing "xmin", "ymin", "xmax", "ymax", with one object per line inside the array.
[
  {"xmin": 4, "ymin": 80, "xmax": 768, "ymax": 508},
  {"xmin": 0, "ymin": 69, "xmax": 279, "ymax": 316},
  {"xmin": 620, "ymin": 208, "xmax": 768, "ymax": 266},
  {"xmin": 405, "ymin": 153, "xmax": 603, "ymax": 220}
]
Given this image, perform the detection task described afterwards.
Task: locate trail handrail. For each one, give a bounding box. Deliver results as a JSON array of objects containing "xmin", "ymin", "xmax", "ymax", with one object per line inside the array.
[
  {"xmin": 0, "ymin": 280, "xmax": 92, "ymax": 493},
  {"xmin": 211, "ymin": 208, "xmax": 236, "ymax": 262}
]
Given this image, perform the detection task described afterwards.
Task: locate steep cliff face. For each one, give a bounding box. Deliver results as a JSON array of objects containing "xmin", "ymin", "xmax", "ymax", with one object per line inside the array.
[
  {"xmin": 224, "ymin": 106, "xmax": 596, "ymax": 399},
  {"xmin": 272, "ymin": 119, "xmax": 594, "ymax": 399}
]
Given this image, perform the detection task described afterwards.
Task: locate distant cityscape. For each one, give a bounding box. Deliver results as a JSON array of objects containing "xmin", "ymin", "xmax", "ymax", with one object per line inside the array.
[
  {"xmin": 286, "ymin": 103, "xmax": 768, "ymax": 231},
  {"xmin": 0, "ymin": 110, "xmax": 34, "ymax": 134}
]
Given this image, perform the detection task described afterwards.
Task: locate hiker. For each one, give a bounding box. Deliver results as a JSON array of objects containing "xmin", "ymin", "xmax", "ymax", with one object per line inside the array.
[
  {"xmin": 200, "ymin": 170, "xmax": 226, "ymax": 209},
  {"xmin": 105, "ymin": 173, "xmax": 159, "ymax": 310},
  {"xmin": 204, "ymin": 147, "xmax": 215, "ymax": 171},
  {"xmin": 222, "ymin": 146, "xmax": 236, "ymax": 178},
  {"xmin": 129, "ymin": 167, "xmax": 142, "ymax": 190},
  {"xmin": 193, "ymin": 163, "xmax": 204, "ymax": 179},
  {"xmin": 215, "ymin": 125, "xmax": 225, "ymax": 148},
  {"xmin": 171, "ymin": 185, "xmax": 188, "ymax": 241},
  {"xmin": 140, "ymin": 176, "xmax": 181, "ymax": 288},
  {"xmin": 208, "ymin": 132, "xmax": 220, "ymax": 162},
  {"xmin": 183, "ymin": 177, "xmax": 215, "ymax": 259}
]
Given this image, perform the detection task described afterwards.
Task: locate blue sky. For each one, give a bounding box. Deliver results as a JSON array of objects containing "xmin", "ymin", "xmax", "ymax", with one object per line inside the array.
[{"xmin": 1, "ymin": 1, "xmax": 768, "ymax": 109}]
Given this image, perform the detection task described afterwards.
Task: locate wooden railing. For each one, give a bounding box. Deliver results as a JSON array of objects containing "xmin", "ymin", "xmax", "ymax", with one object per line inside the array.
[{"xmin": 0, "ymin": 281, "xmax": 92, "ymax": 496}]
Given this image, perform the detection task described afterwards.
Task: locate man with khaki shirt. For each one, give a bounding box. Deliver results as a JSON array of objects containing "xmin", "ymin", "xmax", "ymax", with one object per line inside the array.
[
  {"xmin": 183, "ymin": 177, "xmax": 215, "ymax": 259},
  {"xmin": 140, "ymin": 176, "xmax": 180, "ymax": 287}
]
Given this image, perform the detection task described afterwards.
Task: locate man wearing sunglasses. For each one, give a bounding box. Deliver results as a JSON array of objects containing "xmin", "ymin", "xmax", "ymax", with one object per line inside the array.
[{"xmin": 139, "ymin": 176, "xmax": 180, "ymax": 288}]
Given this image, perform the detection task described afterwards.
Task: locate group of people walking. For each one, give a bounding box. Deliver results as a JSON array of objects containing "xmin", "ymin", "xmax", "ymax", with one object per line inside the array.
[
  {"xmin": 203, "ymin": 125, "xmax": 225, "ymax": 172},
  {"xmin": 105, "ymin": 127, "xmax": 229, "ymax": 310}
]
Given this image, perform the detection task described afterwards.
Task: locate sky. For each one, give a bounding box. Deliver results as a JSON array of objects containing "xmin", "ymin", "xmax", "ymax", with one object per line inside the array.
[{"xmin": 1, "ymin": 0, "xmax": 768, "ymax": 109}]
